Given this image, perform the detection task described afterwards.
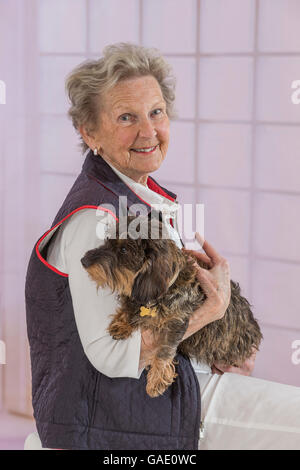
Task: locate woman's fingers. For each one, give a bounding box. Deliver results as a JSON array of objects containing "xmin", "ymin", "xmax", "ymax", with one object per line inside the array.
[
  {"xmin": 213, "ymin": 347, "xmax": 258, "ymax": 376},
  {"xmin": 183, "ymin": 234, "xmax": 224, "ymax": 267},
  {"xmin": 182, "ymin": 248, "xmax": 212, "ymax": 267},
  {"xmin": 195, "ymin": 232, "xmax": 223, "ymax": 265},
  {"xmin": 195, "ymin": 267, "xmax": 220, "ymax": 296},
  {"xmin": 194, "ymin": 232, "xmax": 205, "ymax": 247}
]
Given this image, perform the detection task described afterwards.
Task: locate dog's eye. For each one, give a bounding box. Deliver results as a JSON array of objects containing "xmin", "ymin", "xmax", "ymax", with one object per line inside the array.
[{"xmin": 120, "ymin": 246, "xmax": 127, "ymax": 254}]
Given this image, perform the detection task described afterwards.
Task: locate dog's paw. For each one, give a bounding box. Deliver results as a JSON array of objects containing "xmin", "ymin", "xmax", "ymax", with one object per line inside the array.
[
  {"xmin": 146, "ymin": 359, "xmax": 178, "ymax": 398},
  {"xmin": 146, "ymin": 380, "xmax": 168, "ymax": 398},
  {"xmin": 108, "ymin": 322, "xmax": 132, "ymax": 340}
]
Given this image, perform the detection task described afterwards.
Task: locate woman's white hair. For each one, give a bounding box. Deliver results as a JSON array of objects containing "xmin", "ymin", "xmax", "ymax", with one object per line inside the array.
[{"xmin": 65, "ymin": 42, "xmax": 178, "ymax": 155}]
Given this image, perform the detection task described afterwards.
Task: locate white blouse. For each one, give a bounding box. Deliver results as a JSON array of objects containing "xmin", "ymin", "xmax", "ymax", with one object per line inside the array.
[{"xmin": 46, "ymin": 160, "xmax": 210, "ymax": 379}]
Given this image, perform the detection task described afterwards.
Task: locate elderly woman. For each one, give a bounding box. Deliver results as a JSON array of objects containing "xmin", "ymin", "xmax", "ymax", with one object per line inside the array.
[{"xmin": 25, "ymin": 43, "xmax": 300, "ymax": 451}]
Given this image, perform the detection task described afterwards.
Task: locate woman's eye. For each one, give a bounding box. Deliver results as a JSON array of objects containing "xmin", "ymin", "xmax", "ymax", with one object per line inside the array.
[
  {"xmin": 119, "ymin": 114, "xmax": 132, "ymax": 122},
  {"xmin": 120, "ymin": 109, "xmax": 163, "ymax": 122}
]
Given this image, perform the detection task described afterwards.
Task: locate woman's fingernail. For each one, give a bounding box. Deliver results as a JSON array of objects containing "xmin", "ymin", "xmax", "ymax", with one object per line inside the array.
[{"xmin": 195, "ymin": 232, "xmax": 205, "ymax": 247}]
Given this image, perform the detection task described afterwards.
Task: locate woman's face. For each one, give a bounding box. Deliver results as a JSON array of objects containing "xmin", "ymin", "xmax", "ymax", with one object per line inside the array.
[{"xmin": 83, "ymin": 75, "xmax": 170, "ymax": 185}]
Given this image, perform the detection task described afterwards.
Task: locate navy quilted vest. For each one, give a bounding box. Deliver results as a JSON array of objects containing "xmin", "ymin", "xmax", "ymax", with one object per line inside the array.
[{"xmin": 25, "ymin": 150, "xmax": 201, "ymax": 450}]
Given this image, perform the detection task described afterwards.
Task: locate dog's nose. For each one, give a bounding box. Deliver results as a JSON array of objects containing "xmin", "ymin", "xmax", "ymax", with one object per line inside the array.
[{"xmin": 81, "ymin": 256, "xmax": 91, "ymax": 269}]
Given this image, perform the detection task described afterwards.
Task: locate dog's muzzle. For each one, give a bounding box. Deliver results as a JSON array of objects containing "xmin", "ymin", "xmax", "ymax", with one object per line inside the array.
[
  {"xmin": 81, "ymin": 257, "xmax": 89, "ymax": 269},
  {"xmin": 81, "ymin": 255, "xmax": 95, "ymax": 269}
]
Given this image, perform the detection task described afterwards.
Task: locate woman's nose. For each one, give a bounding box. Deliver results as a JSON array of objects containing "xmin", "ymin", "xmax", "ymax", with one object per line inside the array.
[{"xmin": 138, "ymin": 118, "xmax": 157, "ymax": 139}]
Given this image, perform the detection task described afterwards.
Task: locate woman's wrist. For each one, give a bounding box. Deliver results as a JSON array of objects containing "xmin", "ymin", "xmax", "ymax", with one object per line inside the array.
[
  {"xmin": 181, "ymin": 303, "xmax": 217, "ymax": 341},
  {"xmin": 139, "ymin": 329, "xmax": 157, "ymax": 370}
]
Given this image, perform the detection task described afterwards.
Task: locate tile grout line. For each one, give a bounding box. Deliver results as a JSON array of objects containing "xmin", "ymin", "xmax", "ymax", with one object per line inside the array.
[
  {"xmin": 86, "ymin": 0, "xmax": 90, "ymax": 56},
  {"xmin": 139, "ymin": 0, "xmax": 143, "ymax": 46},
  {"xmin": 258, "ymin": 322, "xmax": 300, "ymax": 334},
  {"xmin": 195, "ymin": 0, "xmax": 201, "ymax": 235},
  {"xmin": 38, "ymin": 52, "xmax": 300, "ymax": 58},
  {"xmin": 248, "ymin": 0, "xmax": 259, "ymax": 303}
]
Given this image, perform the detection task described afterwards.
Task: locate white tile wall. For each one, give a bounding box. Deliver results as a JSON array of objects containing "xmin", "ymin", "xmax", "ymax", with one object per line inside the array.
[
  {"xmin": 252, "ymin": 259, "xmax": 300, "ymax": 329},
  {"xmin": 39, "ymin": 56, "xmax": 86, "ymax": 114},
  {"xmin": 199, "ymin": 188, "xmax": 251, "ymax": 256},
  {"xmin": 38, "ymin": 0, "xmax": 86, "ymax": 53},
  {"xmin": 253, "ymin": 192, "xmax": 300, "ymax": 262},
  {"xmin": 256, "ymin": 57, "xmax": 300, "ymax": 123},
  {"xmin": 258, "ymin": 0, "xmax": 300, "ymax": 52},
  {"xmin": 0, "ymin": 411, "xmax": 35, "ymax": 450},
  {"xmin": 254, "ymin": 325, "xmax": 300, "ymax": 387},
  {"xmin": 225, "ymin": 255, "xmax": 251, "ymax": 301},
  {"xmin": 198, "ymin": 123, "xmax": 252, "ymax": 188},
  {"xmin": 40, "ymin": 115, "xmax": 83, "ymax": 174},
  {"xmin": 255, "ymin": 125, "xmax": 300, "ymax": 192},
  {"xmin": 142, "ymin": 0, "xmax": 197, "ymax": 54},
  {"xmin": 198, "ymin": 57, "xmax": 254, "ymax": 120},
  {"xmin": 199, "ymin": 0, "xmax": 255, "ymax": 53},
  {"xmin": 167, "ymin": 57, "xmax": 196, "ymax": 119},
  {"xmin": 89, "ymin": 0, "xmax": 139, "ymax": 53}
]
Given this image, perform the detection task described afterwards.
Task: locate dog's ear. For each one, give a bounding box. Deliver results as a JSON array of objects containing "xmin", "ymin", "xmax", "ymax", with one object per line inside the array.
[{"xmin": 131, "ymin": 257, "xmax": 172, "ymax": 304}]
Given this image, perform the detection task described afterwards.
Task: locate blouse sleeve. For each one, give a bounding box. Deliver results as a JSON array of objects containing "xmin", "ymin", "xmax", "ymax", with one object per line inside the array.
[{"xmin": 46, "ymin": 208, "xmax": 144, "ymax": 379}]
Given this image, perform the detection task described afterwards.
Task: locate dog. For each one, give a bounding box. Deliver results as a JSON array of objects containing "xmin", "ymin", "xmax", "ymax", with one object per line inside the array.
[{"xmin": 81, "ymin": 215, "xmax": 262, "ymax": 398}]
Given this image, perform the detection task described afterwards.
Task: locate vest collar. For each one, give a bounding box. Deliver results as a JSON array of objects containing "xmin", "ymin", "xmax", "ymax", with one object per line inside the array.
[{"xmin": 82, "ymin": 150, "xmax": 178, "ymax": 215}]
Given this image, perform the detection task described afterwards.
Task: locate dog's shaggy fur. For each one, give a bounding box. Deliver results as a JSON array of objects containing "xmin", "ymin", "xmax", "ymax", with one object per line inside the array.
[{"xmin": 81, "ymin": 215, "xmax": 262, "ymax": 398}]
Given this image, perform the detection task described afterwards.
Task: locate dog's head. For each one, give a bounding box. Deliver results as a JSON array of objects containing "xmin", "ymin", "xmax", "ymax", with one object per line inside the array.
[{"xmin": 81, "ymin": 215, "xmax": 186, "ymax": 304}]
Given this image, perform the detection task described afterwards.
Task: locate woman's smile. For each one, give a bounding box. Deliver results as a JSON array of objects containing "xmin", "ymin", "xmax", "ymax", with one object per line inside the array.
[{"xmin": 130, "ymin": 144, "xmax": 159, "ymax": 154}]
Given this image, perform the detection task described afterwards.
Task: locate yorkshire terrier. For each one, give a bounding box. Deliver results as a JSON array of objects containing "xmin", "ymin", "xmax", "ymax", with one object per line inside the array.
[{"xmin": 81, "ymin": 215, "xmax": 262, "ymax": 398}]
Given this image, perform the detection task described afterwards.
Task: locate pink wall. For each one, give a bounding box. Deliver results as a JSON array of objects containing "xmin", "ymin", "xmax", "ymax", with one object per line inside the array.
[{"xmin": 1, "ymin": 0, "xmax": 300, "ymax": 416}]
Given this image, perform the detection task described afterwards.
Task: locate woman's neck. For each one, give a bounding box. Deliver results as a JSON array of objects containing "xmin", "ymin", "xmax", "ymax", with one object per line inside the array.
[{"xmin": 102, "ymin": 156, "xmax": 148, "ymax": 186}]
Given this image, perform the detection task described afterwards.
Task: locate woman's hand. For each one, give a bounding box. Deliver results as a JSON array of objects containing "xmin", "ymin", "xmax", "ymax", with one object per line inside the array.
[
  {"xmin": 182, "ymin": 233, "xmax": 231, "ymax": 327},
  {"xmin": 211, "ymin": 346, "xmax": 258, "ymax": 376}
]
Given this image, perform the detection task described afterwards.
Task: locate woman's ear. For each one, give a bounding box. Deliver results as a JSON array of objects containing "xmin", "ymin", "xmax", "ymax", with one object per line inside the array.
[{"xmin": 78, "ymin": 125, "xmax": 98, "ymax": 151}]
